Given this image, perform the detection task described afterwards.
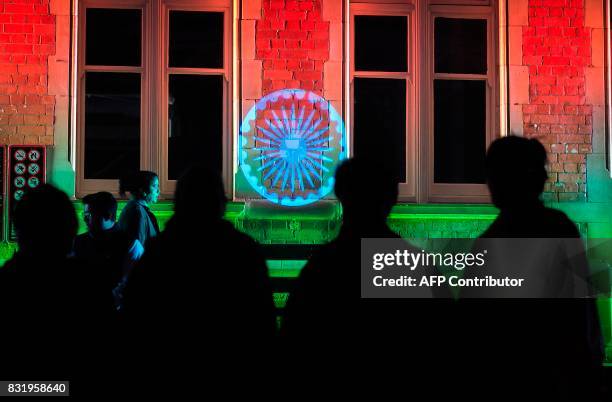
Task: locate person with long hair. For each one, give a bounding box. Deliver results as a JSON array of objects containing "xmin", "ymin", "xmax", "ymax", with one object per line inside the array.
[{"xmin": 118, "ymin": 171, "xmax": 160, "ymax": 260}]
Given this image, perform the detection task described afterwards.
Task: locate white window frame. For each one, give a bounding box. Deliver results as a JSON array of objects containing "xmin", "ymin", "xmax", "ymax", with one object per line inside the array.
[{"xmin": 75, "ymin": 0, "xmax": 233, "ymax": 198}]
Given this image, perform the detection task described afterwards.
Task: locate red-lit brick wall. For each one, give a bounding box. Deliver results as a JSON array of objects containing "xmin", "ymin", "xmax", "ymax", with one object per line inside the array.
[
  {"xmin": 0, "ymin": 0, "xmax": 55, "ymax": 146},
  {"xmin": 522, "ymin": 0, "xmax": 592, "ymax": 202},
  {"xmin": 256, "ymin": 0, "xmax": 329, "ymax": 95}
]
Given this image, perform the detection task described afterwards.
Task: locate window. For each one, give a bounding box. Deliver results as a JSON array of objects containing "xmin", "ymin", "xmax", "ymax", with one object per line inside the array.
[
  {"xmin": 165, "ymin": 10, "xmax": 226, "ymax": 182},
  {"xmin": 350, "ymin": 1, "xmax": 499, "ymax": 202},
  {"xmin": 77, "ymin": 0, "xmax": 232, "ymax": 197},
  {"xmin": 82, "ymin": 7, "xmax": 142, "ymax": 181},
  {"xmin": 428, "ymin": 6, "xmax": 496, "ymax": 201},
  {"xmin": 350, "ymin": 3, "xmax": 416, "ymax": 197}
]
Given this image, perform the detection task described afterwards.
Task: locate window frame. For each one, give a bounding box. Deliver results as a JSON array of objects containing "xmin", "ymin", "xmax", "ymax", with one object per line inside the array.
[
  {"xmin": 426, "ymin": 4, "xmax": 497, "ymax": 202},
  {"xmin": 349, "ymin": 2, "xmax": 418, "ymax": 200},
  {"xmin": 77, "ymin": 0, "xmax": 149, "ymax": 196},
  {"xmin": 159, "ymin": 1, "xmax": 232, "ymax": 196},
  {"xmin": 76, "ymin": 0, "xmax": 233, "ymax": 198},
  {"xmin": 349, "ymin": 0, "xmax": 500, "ymax": 203}
]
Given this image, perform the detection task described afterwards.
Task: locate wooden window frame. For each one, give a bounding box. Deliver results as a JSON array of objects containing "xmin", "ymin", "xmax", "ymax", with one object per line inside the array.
[
  {"xmin": 159, "ymin": 0, "xmax": 233, "ymax": 196},
  {"xmin": 76, "ymin": 0, "xmax": 233, "ymax": 198},
  {"xmin": 350, "ymin": 2, "xmax": 418, "ymax": 201},
  {"xmin": 426, "ymin": 3, "xmax": 497, "ymax": 202},
  {"xmin": 76, "ymin": 0, "xmax": 149, "ymax": 197},
  {"xmin": 349, "ymin": 0, "xmax": 500, "ymax": 203}
]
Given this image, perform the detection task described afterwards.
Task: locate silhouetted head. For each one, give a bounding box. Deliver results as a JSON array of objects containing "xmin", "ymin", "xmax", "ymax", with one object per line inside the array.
[
  {"xmin": 82, "ymin": 191, "xmax": 117, "ymax": 233},
  {"xmin": 486, "ymin": 136, "xmax": 548, "ymax": 209},
  {"xmin": 334, "ymin": 157, "xmax": 398, "ymax": 228},
  {"xmin": 174, "ymin": 166, "xmax": 227, "ymax": 222},
  {"xmin": 119, "ymin": 171, "xmax": 159, "ymax": 204},
  {"xmin": 14, "ymin": 184, "xmax": 78, "ymax": 258}
]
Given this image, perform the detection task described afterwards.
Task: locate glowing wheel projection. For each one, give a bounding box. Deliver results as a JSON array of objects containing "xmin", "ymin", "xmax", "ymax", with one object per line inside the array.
[{"xmin": 240, "ymin": 89, "xmax": 346, "ymax": 206}]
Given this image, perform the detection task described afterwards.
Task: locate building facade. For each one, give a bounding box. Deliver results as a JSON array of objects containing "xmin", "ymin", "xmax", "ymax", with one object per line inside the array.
[{"xmin": 0, "ymin": 0, "xmax": 611, "ymax": 357}]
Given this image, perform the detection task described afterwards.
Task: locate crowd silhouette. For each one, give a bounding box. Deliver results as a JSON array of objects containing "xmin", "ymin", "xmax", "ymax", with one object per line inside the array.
[{"xmin": 0, "ymin": 136, "xmax": 607, "ymax": 399}]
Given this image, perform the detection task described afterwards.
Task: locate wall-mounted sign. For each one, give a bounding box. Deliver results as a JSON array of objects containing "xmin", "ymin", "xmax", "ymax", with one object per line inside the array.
[
  {"xmin": 7, "ymin": 145, "xmax": 46, "ymax": 241},
  {"xmin": 240, "ymin": 89, "xmax": 347, "ymax": 206}
]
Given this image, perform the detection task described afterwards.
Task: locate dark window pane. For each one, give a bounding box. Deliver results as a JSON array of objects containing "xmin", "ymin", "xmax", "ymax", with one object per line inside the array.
[
  {"xmin": 354, "ymin": 78, "xmax": 406, "ymax": 182},
  {"xmin": 85, "ymin": 72, "xmax": 140, "ymax": 179},
  {"xmin": 355, "ymin": 16, "xmax": 407, "ymax": 72},
  {"xmin": 434, "ymin": 79, "xmax": 486, "ymax": 184},
  {"xmin": 169, "ymin": 11, "xmax": 224, "ymax": 68},
  {"xmin": 86, "ymin": 8, "xmax": 141, "ymax": 66},
  {"xmin": 168, "ymin": 75, "xmax": 223, "ymax": 179},
  {"xmin": 435, "ymin": 17, "xmax": 487, "ymax": 74}
]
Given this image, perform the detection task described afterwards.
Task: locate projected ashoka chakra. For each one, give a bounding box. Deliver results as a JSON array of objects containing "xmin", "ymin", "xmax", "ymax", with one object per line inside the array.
[{"xmin": 240, "ymin": 89, "xmax": 347, "ymax": 206}]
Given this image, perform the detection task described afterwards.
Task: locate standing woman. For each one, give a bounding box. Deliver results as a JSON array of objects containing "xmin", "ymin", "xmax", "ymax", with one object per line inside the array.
[{"xmin": 118, "ymin": 171, "xmax": 160, "ymax": 260}]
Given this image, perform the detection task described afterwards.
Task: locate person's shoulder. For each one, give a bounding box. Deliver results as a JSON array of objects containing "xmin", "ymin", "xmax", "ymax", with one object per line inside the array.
[
  {"xmin": 218, "ymin": 220, "xmax": 258, "ymax": 245},
  {"xmin": 541, "ymin": 207, "xmax": 580, "ymax": 237},
  {"xmin": 314, "ymin": 239, "xmax": 342, "ymax": 258},
  {"xmin": 121, "ymin": 200, "xmax": 145, "ymax": 215},
  {"xmin": 483, "ymin": 205, "xmax": 580, "ymax": 238},
  {"xmin": 298, "ymin": 240, "xmax": 342, "ymax": 277},
  {"xmin": 541, "ymin": 206, "xmax": 571, "ymax": 220},
  {"xmin": 118, "ymin": 201, "xmax": 147, "ymax": 228},
  {"xmin": 220, "ymin": 221, "xmax": 268, "ymax": 263}
]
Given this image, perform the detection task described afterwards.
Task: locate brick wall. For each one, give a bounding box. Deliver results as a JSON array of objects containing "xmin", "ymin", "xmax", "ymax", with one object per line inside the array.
[
  {"xmin": 237, "ymin": 0, "xmax": 341, "ymax": 199},
  {"xmin": 0, "ymin": 0, "xmax": 55, "ymax": 146},
  {"xmin": 522, "ymin": 0, "xmax": 592, "ymax": 202},
  {"xmin": 256, "ymin": 0, "xmax": 329, "ymax": 95}
]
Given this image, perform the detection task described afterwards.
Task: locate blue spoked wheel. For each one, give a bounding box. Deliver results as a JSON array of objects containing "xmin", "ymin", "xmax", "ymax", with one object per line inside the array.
[{"xmin": 240, "ymin": 89, "xmax": 347, "ymax": 206}]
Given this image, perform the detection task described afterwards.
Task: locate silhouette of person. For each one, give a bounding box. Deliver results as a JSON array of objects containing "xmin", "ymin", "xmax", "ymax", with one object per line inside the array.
[
  {"xmin": 457, "ymin": 136, "xmax": 604, "ymax": 401},
  {"xmin": 0, "ymin": 185, "xmax": 109, "ymax": 393},
  {"xmin": 282, "ymin": 157, "xmax": 450, "ymax": 397},
  {"xmin": 118, "ymin": 170, "xmax": 160, "ymax": 260},
  {"xmin": 120, "ymin": 166, "xmax": 275, "ymax": 394},
  {"xmin": 483, "ymin": 135, "xmax": 581, "ymax": 237},
  {"xmin": 283, "ymin": 157, "xmax": 400, "ymax": 340},
  {"xmin": 73, "ymin": 191, "xmax": 136, "ymax": 310}
]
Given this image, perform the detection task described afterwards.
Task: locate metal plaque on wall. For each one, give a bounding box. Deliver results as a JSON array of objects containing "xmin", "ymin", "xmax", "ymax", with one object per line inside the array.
[{"xmin": 7, "ymin": 145, "xmax": 46, "ymax": 242}]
